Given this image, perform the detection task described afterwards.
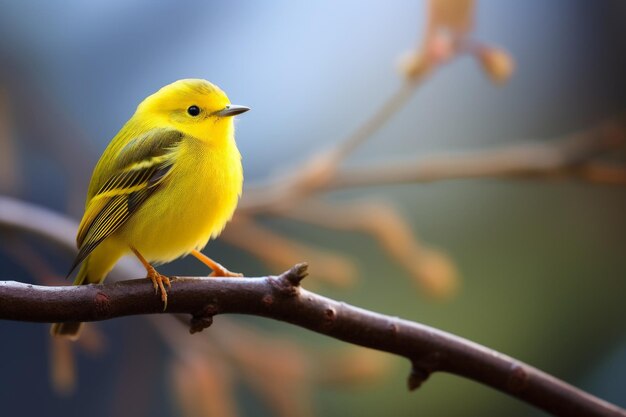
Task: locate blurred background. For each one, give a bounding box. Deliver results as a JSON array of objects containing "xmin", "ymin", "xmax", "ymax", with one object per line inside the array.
[{"xmin": 0, "ymin": 1, "xmax": 625, "ymax": 416}]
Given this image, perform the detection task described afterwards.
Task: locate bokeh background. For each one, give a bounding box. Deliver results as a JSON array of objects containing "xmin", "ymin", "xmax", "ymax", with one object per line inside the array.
[{"xmin": 0, "ymin": 1, "xmax": 625, "ymax": 416}]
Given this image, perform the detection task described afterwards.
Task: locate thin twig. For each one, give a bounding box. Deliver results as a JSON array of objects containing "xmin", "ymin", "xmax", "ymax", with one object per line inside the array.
[
  {"xmin": 238, "ymin": 82, "xmax": 420, "ymax": 212},
  {"xmin": 238, "ymin": 115, "xmax": 626, "ymax": 214}
]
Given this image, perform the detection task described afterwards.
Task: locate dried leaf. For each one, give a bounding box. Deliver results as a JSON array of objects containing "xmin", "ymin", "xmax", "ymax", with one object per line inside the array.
[
  {"xmin": 477, "ymin": 46, "xmax": 515, "ymax": 85},
  {"xmin": 316, "ymin": 347, "xmax": 392, "ymax": 386},
  {"xmin": 171, "ymin": 355, "xmax": 238, "ymax": 417},
  {"xmin": 49, "ymin": 338, "xmax": 76, "ymax": 395},
  {"xmin": 429, "ymin": 0, "xmax": 475, "ymax": 34},
  {"xmin": 283, "ymin": 200, "xmax": 460, "ymax": 299},
  {"xmin": 76, "ymin": 323, "xmax": 107, "ymax": 356},
  {"xmin": 223, "ymin": 216, "xmax": 357, "ymax": 287},
  {"xmin": 414, "ymin": 247, "xmax": 459, "ymax": 299},
  {"xmin": 398, "ymin": 51, "xmax": 432, "ymax": 80},
  {"xmin": 214, "ymin": 321, "xmax": 314, "ymax": 417},
  {"xmin": 399, "ymin": 0, "xmax": 476, "ymax": 81}
]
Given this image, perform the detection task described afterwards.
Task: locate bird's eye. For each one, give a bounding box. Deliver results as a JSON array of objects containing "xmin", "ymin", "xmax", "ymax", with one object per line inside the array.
[{"xmin": 187, "ymin": 105, "xmax": 201, "ymax": 116}]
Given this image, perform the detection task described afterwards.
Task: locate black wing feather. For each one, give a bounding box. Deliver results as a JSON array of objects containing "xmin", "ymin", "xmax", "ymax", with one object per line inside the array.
[{"xmin": 67, "ymin": 129, "xmax": 182, "ymax": 277}]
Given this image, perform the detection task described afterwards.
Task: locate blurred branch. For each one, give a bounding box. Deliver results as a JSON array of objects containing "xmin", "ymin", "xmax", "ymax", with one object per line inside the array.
[
  {"xmin": 241, "ymin": 115, "xmax": 626, "ymax": 214},
  {"xmin": 0, "ymin": 195, "xmax": 380, "ymax": 416},
  {"xmin": 238, "ymin": 0, "xmax": 516, "ymax": 215},
  {"xmin": 0, "ymin": 88, "xmax": 22, "ymax": 193},
  {"xmin": 222, "ymin": 0, "xmax": 515, "ymax": 299},
  {"xmin": 233, "ymin": 114, "xmax": 625, "ymax": 300},
  {"xmin": 0, "ymin": 196, "xmax": 624, "ymax": 417},
  {"xmin": 327, "ymin": 116, "xmax": 626, "ymax": 189},
  {"xmin": 222, "ymin": 216, "xmax": 357, "ymax": 288},
  {"xmin": 277, "ymin": 199, "xmax": 458, "ymax": 298},
  {"xmin": 0, "ymin": 267, "xmax": 623, "ymax": 417}
]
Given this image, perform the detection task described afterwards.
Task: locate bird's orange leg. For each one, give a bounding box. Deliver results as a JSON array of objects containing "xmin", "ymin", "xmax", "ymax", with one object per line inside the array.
[
  {"xmin": 191, "ymin": 249, "xmax": 243, "ymax": 277},
  {"xmin": 131, "ymin": 247, "xmax": 171, "ymax": 310}
]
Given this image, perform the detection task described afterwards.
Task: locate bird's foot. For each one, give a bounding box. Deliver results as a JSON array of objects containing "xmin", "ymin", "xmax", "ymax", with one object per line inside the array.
[
  {"xmin": 209, "ymin": 261, "xmax": 243, "ymax": 278},
  {"xmin": 146, "ymin": 266, "xmax": 171, "ymax": 310},
  {"xmin": 190, "ymin": 249, "xmax": 242, "ymax": 278}
]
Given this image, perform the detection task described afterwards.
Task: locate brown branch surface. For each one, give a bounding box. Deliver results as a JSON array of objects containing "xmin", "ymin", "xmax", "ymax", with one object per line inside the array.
[
  {"xmin": 0, "ymin": 267, "xmax": 623, "ymax": 417},
  {"xmin": 1, "ymin": 192, "xmax": 625, "ymax": 417}
]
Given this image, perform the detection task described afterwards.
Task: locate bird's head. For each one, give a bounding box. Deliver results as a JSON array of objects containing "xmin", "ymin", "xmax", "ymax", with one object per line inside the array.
[{"xmin": 136, "ymin": 79, "xmax": 249, "ymax": 141}]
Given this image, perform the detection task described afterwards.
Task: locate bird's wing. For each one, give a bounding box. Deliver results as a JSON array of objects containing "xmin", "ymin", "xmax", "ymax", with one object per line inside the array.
[{"xmin": 69, "ymin": 128, "xmax": 184, "ymax": 275}]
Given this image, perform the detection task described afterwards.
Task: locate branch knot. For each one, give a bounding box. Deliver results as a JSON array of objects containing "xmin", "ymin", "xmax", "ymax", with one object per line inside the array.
[
  {"xmin": 189, "ymin": 304, "xmax": 219, "ymax": 334},
  {"xmin": 282, "ymin": 262, "xmax": 309, "ymax": 286},
  {"xmin": 507, "ymin": 364, "xmax": 529, "ymax": 393},
  {"xmin": 270, "ymin": 262, "xmax": 309, "ymax": 296},
  {"xmin": 94, "ymin": 291, "xmax": 111, "ymax": 317},
  {"xmin": 408, "ymin": 353, "xmax": 443, "ymax": 391}
]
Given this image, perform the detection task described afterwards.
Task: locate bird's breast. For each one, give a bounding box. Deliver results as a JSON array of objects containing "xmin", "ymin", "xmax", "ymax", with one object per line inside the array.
[{"xmin": 120, "ymin": 137, "xmax": 243, "ymax": 262}]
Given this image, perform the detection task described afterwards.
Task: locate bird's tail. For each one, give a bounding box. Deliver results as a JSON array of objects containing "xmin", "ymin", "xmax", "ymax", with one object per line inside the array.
[
  {"xmin": 51, "ymin": 245, "xmax": 120, "ymax": 339},
  {"xmin": 50, "ymin": 321, "xmax": 83, "ymax": 340},
  {"xmin": 50, "ymin": 259, "xmax": 92, "ymax": 339}
]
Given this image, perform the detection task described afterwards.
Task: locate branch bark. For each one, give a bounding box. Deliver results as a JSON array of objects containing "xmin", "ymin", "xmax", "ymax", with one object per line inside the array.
[
  {"xmin": 0, "ymin": 197, "xmax": 625, "ymax": 417},
  {"xmin": 0, "ymin": 266, "xmax": 623, "ymax": 417}
]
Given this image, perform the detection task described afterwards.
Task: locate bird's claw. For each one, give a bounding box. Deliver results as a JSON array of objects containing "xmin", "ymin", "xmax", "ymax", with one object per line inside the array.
[{"xmin": 146, "ymin": 268, "xmax": 171, "ymax": 310}]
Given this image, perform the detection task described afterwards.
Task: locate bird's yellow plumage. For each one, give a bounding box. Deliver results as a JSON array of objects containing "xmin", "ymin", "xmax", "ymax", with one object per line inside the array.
[{"xmin": 52, "ymin": 79, "xmax": 248, "ymax": 338}]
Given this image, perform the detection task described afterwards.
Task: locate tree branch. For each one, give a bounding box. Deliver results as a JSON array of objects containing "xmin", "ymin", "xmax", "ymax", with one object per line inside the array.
[
  {"xmin": 0, "ymin": 265, "xmax": 622, "ymax": 417},
  {"xmin": 327, "ymin": 117, "xmax": 626, "ymax": 189},
  {"xmin": 0, "ymin": 197, "xmax": 625, "ymax": 417}
]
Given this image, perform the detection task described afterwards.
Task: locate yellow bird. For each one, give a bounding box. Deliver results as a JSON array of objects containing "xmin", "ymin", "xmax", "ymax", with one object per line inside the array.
[{"xmin": 51, "ymin": 79, "xmax": 248, "ymax": 339}]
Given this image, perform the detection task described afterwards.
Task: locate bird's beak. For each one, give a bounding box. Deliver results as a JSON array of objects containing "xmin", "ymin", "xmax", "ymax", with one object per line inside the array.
[{"xmin": 214, "ymin": 105, "xmax": 250, "ymax": 117}]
